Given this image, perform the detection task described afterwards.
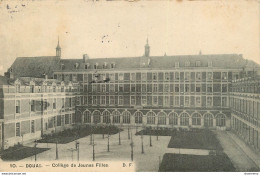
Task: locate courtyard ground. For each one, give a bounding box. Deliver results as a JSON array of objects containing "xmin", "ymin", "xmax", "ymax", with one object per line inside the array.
[
  {"xmin": 214, "ymin": 130, "xmax": 259, "ymax": 171},
  {"xmin": 6, "ymin": 129, "xmax": 259, "ymax": 172}
]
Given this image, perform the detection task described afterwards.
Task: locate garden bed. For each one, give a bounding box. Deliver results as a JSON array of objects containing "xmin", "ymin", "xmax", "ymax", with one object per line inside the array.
[
  {"xmin": 159, "ymin": 153, "xmax": 235, "ymax": 172},
  {"xmin": 37, "ymin": 125, "xmax": 122, "ymax": 144},
  {"xmin": 167, "ymin": 129, "xmax": 223, "ymax": 150},
  {"xmin": 0, "ymin": 144, "xmax": 50, "ymax": 161}
]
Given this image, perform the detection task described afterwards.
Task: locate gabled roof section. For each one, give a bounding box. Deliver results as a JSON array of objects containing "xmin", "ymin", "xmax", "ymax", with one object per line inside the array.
[
  {"xmin": 57, "ymin": 54, "xmax": 260, "ymax": 72},
  {"xmin": 0, "ymin": 76, "xmax": 9, "ymax": 85},
  {"xmin": 9, "ymin": 56, "xmax": 60, "ymax": 78}
]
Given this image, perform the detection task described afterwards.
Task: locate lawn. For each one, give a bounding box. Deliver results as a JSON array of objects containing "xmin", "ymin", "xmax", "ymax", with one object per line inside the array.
[
  {"xmin": 135, "ymin": 127, "xmax": 175, "ymax": 136},
  {"xmin": 159, "ymin": 153, "xmax": 235, "ymax": 172},
  {"xmin": 168, "ymin": 129, "xmax": 223, "ymax": 150},
  {"xmin": 0, "ymin": 144, "xmax": 50, "ymax": 161},
  {"xmin": 38, "ymin": 125, "xmax": 122, "ymax": 144}
]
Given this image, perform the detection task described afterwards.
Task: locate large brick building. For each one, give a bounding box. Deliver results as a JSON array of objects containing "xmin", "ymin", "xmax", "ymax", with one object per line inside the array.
[{"xmin": 1, "ymin": 39, "xmax": 260, "ymax": 151}]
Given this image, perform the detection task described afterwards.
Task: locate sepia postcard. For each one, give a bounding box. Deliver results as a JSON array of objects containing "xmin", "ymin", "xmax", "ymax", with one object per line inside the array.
[{"xmin": 0, "ymin": 0, "xmax": 260, "ymax": 173}]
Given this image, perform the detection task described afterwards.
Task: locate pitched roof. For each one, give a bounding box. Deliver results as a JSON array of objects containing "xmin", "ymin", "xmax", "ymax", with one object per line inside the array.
[
  {"xmin": 58, "ymin": 54, "xmax": 260, "ymax": 72},
  {"xmin": 0, "ymin": 76, "xmax": 9, "ymax": 85},
  {"xmin": 7, "ymin": 54, "xmax": 260, "ymax": 78},
  {"xmin": 9, "ymin": 56, "xmax": 60, "ymax": 78}
]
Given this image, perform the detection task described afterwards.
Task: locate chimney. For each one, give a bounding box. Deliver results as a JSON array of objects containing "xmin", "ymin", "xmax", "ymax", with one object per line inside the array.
[{"xmin": 83, "ymin": 54, "xmax": 89, "ymax": 63}]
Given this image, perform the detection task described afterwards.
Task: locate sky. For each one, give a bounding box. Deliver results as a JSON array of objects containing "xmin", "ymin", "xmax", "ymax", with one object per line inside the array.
[{"xmin": 0, "ymin": 0, "xmax": 259, "ymax": 75}]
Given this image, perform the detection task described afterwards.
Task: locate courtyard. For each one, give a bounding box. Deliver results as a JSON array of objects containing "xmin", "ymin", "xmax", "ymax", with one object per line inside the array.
[{"xmin": 2, "ymin": 127, "xmax": 259, "ymax": 172}]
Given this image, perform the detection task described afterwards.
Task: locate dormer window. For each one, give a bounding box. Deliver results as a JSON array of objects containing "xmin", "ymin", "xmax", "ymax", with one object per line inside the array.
[
  {"xmin": 94, "ymin": 63, "xmax": 98, "ymax": 69},
  {"xmin": 61, "ymin": 64, "xmax": 65, "ymax": 70},
  {"xmin": 208, "ymin": 61, "xmax": 212, "ymax": 67},
  {"xmin": 175, "ymin": 62, "xmax": 179, "ymax": 68},
  {"xmin": 185, "ymin": 61, "xmax": 190, "ymax": 67},
  {"xmin": 74, "ymin": 63, "xmax": 79, "ymax": 69},
  {"xmin": 195, "ymin": 61, "xmax": 201, "ymax": 67},
  {"xmin": 85, "ymin": 63, "xmax": 89, "ymax": 70},
  {"xmin": 103, "ymin": 62, "xmax": 107, "ymax": 69},
  {"xmin": 15, "ymin": 80, "xmax": 21, "ymax": 93},
  {"xmin": 29, "ymin": 81, "xmax": 35, "ymax": 93},
  {"xmin": 111, "ymin": 63, "xmax": 115, "ymax": 69}
]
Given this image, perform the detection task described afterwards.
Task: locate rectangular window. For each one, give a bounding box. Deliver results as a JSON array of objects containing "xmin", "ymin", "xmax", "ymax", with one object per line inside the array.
[
  {"xmin": 207, "ymin": 97, "xmax": 213, "ymax": 107},
  {"xmin": 175, "ymin": 72, "xmax": 180, "ymax": 80},
  {"xmin": 53, "ymin": 98, "xmax": 56, "ymax": 109},
  {"xmin": 196, "ymin": 96, "xmax": 201, "ymax": 107},
  {"xmin": 207, "ymin": 84, "xmax": 212, "ymax": 93},
  {"xmin": 196, "ymin": 72, "xmax": 201, "ymax": 81},
  {"xmin": 164, "ymin": 96, "xmax": 170, "ymax": 106},
  {"xmin": 153, "ymin": 84, "xmax": 158, "ymax": 92},
  {"xmin": 196, "ymin": 84, "xmax": 201, "ymax": 92},
  {"xmin": 109, "ymin": 73, "xmax": 115, "ymax": 81},
  {"xmin": 142, "ymin": 73, "xmax": 147, "ymax": 81},
  {"xmin": 175, "ymin": 84, "xmax": 179, "ymax": 93},
  {"xmin": 92, "ymin": 84, "xmax": 97, "ymax": 92},
  {"xmin": 92, "ymin": 96, "xmax": 97, "ymax": 105},
  {"xmin": 130, "ymin": 73, "xmax": 136, "ymax": 81},
  {"xmin": 119, "ymin": 96, "xmax": 123, "ymax": 105},
  {"xmin": 142, "ymin": 96, "xmax": 147, "ymax": 106},
  {"xmin": 101, "ymin": 84, "xmax": 106, "ymax": 92},
  {"xmin": 119, "ymin": 73, "xmax": 124, "ymax": 81},
  {"xmin": 153, "ymin": 73, "xmax": 157, "ymax": 81},
  {"xmin": 185, "ymin": 96, "xmax": 190, "ymax": 107},
  {"xmin": 16, "ymin": 85, "xmax": 21, "ymax": 93},
  {"xmin": 131, "ymin": 84, "xmax": 136, "ymax": 92},
  {"xmin": 142, "ymin": 84, "xmax": 146, "ymax": 92},
  {"xmin": 31, "ymin": 100, "xmax": 35, "ymax": 112},
  {"xmin": 222, "ymin": 84, "xmax": 227, "ymax": 92},
  {"xmin": 174, "ymin": 96, "xmax": 180, "ymax": 106},
  {"xmin": 131, "ymin": 96, "xmax": 135, "ymax": 105},
  {"xmin": 185, "ymin": 72, "xmax": 190, "ymax": 81},
  {"xmin": 164, "ymin": 72, "xmax": 170, "ymax": 81},
  {"xmin": 101, "ymin": 96, "xmax": 106, "ymax": 105},
  {"xmin": 164, "ymin": 84, "xmax": 169, "ymax": 92},
  {"xmin": 119, "ymin": 84, "xmax": 124, "ymax": 92},
  {"xmin": 30, "ymin": 85, "xmax": 34, "ymax": 93},
  {"xmin": 16, "ymin": 122, "xmax": 20, "ymax": 137},
  {"xmin": 153, "ymin": 96, "xmax": 158, "ymax": 106},
  {"xmin": 110, "ymin": 84, "xmax": 115, "ymax": 92},
  {"xmin": 185, "ymin": 84, "xmax": 190, "ymax": 93},
  {"xmin": 222, "ymin": 97, "xmax": 227, "ymax": 107},
  {"xmin": 62, "ymin": 98, "xmax": 65, "ymax": 109},
  {"xmin": 222, "ymin": 72, "xmax": 228, "ymax": 80},
  {"xmin": 31, "ymin": 120, "xmax": 35, "ymax": 133},
  {"xmin": 16, "ymin": 100, "xmax": 20, "ymax": 113},
  {"xmin": 110, "ymin": 96, "xmax": 115, "ymax": 105},
  {"xmin": 207, "ymin": 72, "xmax": 213, "ymax": 80}
]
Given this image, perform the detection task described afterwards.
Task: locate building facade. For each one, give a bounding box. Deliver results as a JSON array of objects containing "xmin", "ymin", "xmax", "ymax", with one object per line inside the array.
[
  {"xmin": 0, "ymin": 76, "xmax": 79, "ymax": 149},
  {"xmin": 230, "ymin": 75, "xmax": 260, "ymax": 150},
  {"xmin": 1, "ymin": 39, "xmax": 260, "ymax": 151}
]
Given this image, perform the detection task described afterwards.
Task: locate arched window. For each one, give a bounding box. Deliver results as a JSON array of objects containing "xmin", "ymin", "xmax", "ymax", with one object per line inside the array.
[
  {"xmin": 112, "ymin": 111, "xmax": 121, "ymax": 123},
  {"xmin": 216, "ymin": 113, "xmax": 226, "ymax": 127},
  {"xmin": 192, "ymin": 113, "xmax": 201, "ymax": 126},
  {"xmin": 103, "ymin": 111, "xmax": 111, "ymax": 124},
  {"xmin": 84, "ymin": 111, "xmax": 91, "ymax": 123},
  {"xmin": 93, "ymin": 111, "xmax": 101, "ymax": 123},
  {"xmin": 158, "ymin": 112, "xmax": 167, "ymax": 125},
  {"xmin": 122, "ymin": 111, "xmax": 131, "ymax": 124},
  {"xmin": 134, "ymin": 111, "xmax": 143, "ymax": 124},
  {"xmin": 204, "ymin": 113, "xmax": 213, "ymax": 127},
  {"xmin": 169, "ymin": 112, "xmax": 178, "ymax": 125},
  {"xmin": 180, "ymin": 112, "xmax": 189, "ymax": 126},
  {"xmin": 146, "ymin": 111, "xmax": 156, "ymax": 124}
]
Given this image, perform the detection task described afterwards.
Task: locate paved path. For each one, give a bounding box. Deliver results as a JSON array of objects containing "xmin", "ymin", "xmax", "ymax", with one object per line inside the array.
[{"xmin": 215, "ymin": 131, "xmax": 259, "ymax": 171}]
